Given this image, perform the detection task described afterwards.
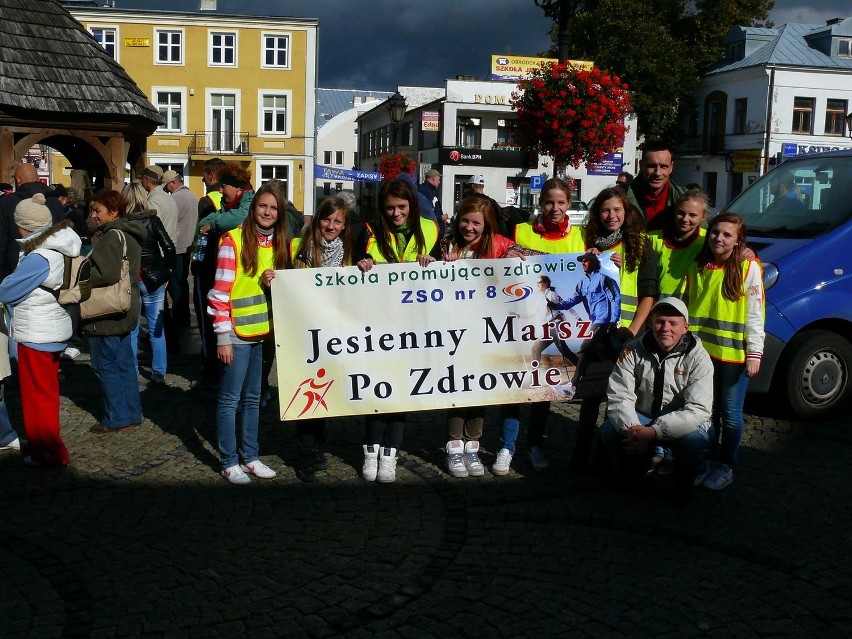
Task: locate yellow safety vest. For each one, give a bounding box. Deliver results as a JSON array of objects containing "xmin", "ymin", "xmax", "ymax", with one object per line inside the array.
[
  {"xmin": 649, "ymin": 228, "xmax": 706, "ymax": 296},
  {"xmin": 513, "ymin": 222, "xmax": 585, "ymax": 254},
  {"xmin": 686, "ymin": 260, "xmax": 760, "ymax": 363},
  {"xmin": 606, "ymin": 241, "xmax": 641, "ymax": 328},
  {"xmin": 226, "ymin": 228, "xmax": 274, "ymax": 338},
  {"xmin": 208, "ymin": 190, "xmax": 223, "ymax": 211},
  {"xmin": 366, "ymin": 218, "xmax": 439, "ymax": 263}
]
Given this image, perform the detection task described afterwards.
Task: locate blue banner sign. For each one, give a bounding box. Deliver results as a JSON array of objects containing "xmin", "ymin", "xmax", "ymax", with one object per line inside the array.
[
  {"xmin": 586, "ymin": 152, "xmax": 624, "ymax": 176},
  {"xmin": 314, "ymin": 164, "xmax": 382, "ymax": 183}
]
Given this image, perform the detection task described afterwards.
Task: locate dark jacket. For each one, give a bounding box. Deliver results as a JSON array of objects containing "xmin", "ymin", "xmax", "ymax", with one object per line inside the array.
[
  {"xmin": 626, "ymin": 178, "xmax": 687, "ymax": 231},
  {"xmin": 418, "ymin": 180, "xmax": 445, "ymax": 236},
  {"xmin": 0, "ymin": 181, "xmax": 65, "ymax": 280},
  {"xmin": 81, "ymin": 217, "xmax": 147, "ymax": 336},
  {"xmin": 127, "ymin": 208, "xmax": 176, "ymax": 290}
]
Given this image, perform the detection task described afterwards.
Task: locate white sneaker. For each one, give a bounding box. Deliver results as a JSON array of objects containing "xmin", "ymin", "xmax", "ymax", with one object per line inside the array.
[
  {"xmin": 694, "ymin": 462, "xmax": 715, "ymax": 486},
  {"xmin": 555, "ymin": 381, "xmax": 576, "ymax": 400},
  {"xmin": 377, "ymin": 446, "xmax": 397, "ymax": 483},
  {"xmin": 362, "ymin": 443, "xmax": 380, "ymax": 481},
  {"xmin": 0, "ymin": 437, "xmax": 21, "ymax": 451},
  {"xmin": 492, "ymin": 448, "xmax": 513, "ymax": 476},
  {"xmin": 529, "ymin": 446, "xmax": 549, "ymax": 471},
  {"xmin": 463, "ymin": 440, "xmax": 485, "ymax": 477},
  {"xmin": 702, "ymin": 463, "xmax": 733, "ymax": 490},
  {"xmin": 221, "ymin": 464, "xmax": 250, "ymax": 485},
  {"xmin": 240, "ymin": 460, "xmax": 277, "ymax": 479},
  {"xmin": 61, "ymin": 347, "xmax": 81, "ymax": 360},
  {"xmin": 446, "ymin": 439, "xmax": 468, "ymax": 478}
]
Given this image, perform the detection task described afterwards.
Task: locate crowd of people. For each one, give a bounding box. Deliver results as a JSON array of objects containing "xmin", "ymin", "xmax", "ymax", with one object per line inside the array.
[{"xmin": 0, "ymin": 142, "xmax": 765, "ymax": 502}]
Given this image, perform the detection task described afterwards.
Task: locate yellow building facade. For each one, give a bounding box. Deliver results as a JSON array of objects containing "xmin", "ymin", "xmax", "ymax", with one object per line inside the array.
[{"xmin": 70, "ymin": 7, "xmax": 317, "ymax": 216}]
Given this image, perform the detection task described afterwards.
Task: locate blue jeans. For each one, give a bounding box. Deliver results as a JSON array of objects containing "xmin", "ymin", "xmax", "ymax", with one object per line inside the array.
[
  {"xmin": 0, "ymin": 383, "xmax": 18, "ymax": 446},
  {"xmin": 600, "ymin": 412, "xmax": 712, "ymax": 475},
  {"xmin": 130, "ymin": 281, "xmax": 167, "ymax": 377},
  {"xmin": 89, "ymin": 333, "xmax": 142, "ymax": 428},
  {"xmin": 711, "ymin": 360, "xmax": 750, "ymax": 466},
  {"xmin": 499, "ymin": 404, "xmax": 520, "ymax": 453},
  {"xmin": 217, "ymin": 341, "xmax": 264, "ymax": 468}
]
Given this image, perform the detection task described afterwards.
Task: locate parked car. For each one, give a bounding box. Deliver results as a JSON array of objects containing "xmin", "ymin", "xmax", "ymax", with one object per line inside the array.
[
  {"xmin": 568, "ymin": 200, "xmax": 589, "ymax": 227},
  {"xmin": 725, "ymin": 150, "xmax": 852, "ymax": 418}
]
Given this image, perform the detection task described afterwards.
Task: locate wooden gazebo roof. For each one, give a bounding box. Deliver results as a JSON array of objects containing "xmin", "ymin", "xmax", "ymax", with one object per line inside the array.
[{"xmin": 0, "ymin": 0, "xmax": 162, "ymax": 134}]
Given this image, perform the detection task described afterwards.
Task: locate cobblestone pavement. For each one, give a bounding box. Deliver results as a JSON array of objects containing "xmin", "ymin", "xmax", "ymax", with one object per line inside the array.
[{"xmin": 1, "ymin": 323, "xmax": 850, "ymax": 638}]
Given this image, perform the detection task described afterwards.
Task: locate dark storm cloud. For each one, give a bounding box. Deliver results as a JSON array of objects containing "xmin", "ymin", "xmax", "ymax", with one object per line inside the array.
[{"xmin": 107, "ymin": 0, "xmax": 850, "ymax": 89}]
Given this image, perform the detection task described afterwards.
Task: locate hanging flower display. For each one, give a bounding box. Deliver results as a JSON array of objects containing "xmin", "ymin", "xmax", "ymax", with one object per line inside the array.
[
  {"xmin": 511, "ymin": 63, "xmax": 631, "ymax": 170},
  {"xmin": 378, "ymin": 153, "xmax": 416, "ymax": 181}
]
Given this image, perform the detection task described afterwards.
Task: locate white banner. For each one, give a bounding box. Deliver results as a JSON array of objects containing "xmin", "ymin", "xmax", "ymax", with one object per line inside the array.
[{"xmin": 272, "ymin": 254, "xmax": 620, "ymax": 421}]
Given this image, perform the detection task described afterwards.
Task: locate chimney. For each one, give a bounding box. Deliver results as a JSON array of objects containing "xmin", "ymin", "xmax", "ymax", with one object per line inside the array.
[{"xmin": 199, "ymin": 0, "xmax": 217, "ymax": 10}]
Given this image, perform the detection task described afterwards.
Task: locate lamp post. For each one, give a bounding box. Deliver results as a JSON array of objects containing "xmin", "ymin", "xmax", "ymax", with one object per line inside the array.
[
  {"xmin": 387, "ymin": 91, "xmax": 407, "ymax": 154},
  {"xmin": 534, "ymin": 0, "xmax": 575, "ymax": 63}
]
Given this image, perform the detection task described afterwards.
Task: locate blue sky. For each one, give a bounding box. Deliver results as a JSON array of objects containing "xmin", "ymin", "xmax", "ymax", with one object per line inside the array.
[{"xmin": 111, "ymin": 0, "xmax": 843, "ymax": 90}]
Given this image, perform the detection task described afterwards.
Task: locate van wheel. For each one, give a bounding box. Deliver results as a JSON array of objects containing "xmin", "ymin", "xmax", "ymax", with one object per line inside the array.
[{"xmin": 784, "ymin": 330, "xmax": 852, "ymax": 419}]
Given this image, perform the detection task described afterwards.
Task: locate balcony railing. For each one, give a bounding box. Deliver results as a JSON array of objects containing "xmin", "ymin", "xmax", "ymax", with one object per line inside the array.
[{"xmin": 189, "ymin": 131, "xmax": 251, "ymax": 156}]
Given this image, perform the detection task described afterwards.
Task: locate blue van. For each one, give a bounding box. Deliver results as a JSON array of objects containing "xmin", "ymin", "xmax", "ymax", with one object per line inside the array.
[{"xmin": 724, "ymin": 150, "xmax": 852, "ymax": 418}]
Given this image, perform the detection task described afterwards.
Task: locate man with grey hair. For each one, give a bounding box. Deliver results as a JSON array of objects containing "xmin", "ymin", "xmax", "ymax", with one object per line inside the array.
[
  {"xmin": 162, "ymin": 170, "xmax": 197, "ymax": 328},
  {"xmin": 140, "ymin": 165, "xmax": 178, "ymax": 244}
]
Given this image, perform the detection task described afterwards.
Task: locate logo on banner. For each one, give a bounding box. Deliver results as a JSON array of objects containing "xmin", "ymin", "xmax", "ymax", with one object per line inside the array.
[
  {"xmin": 502, "ymin": 283, "xmax": 534, "ymax": 302},
  {"xmin": 449, "ymin": 150, "xmax": 461, "ymax": 162},
  {"xmin": 283, "ymin": 368, "xmax": 335, "ymax": 418}
]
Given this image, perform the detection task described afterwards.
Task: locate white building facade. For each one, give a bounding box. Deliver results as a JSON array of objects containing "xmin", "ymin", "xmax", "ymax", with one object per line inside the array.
[
  {"xmin": 674, "ymin": 19, "xmax": 852, "ymax": 208},
  {"xmin": 356, "ymin": 79, "xmax": 638, "ymax": 217}
]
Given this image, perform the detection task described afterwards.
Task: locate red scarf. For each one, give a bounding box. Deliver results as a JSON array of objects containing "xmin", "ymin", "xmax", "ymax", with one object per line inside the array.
[
  {"xmin": 532, "ymin": 215, "xmax": 571, "ymax": 239},
  {"xmin": 639, "ymin": 180, "xmax": 670, "ymax": 229}
]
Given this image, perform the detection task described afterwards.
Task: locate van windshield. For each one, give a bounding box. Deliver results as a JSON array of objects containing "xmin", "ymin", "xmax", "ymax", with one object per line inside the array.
[{"xmin": 725, "ymin": 156, "xmax": 852, "ymax": 239}]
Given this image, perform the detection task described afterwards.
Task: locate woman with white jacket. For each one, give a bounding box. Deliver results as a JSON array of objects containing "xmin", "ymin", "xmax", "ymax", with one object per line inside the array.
[{"xmin": 0, "ymin": 193, "xmax": 81, "ymax": 467}]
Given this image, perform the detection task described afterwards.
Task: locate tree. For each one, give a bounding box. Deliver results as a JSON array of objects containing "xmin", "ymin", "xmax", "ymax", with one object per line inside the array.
[{"xmin": 537, "ymin": 0, "xmax": 775, "ymax": 141}]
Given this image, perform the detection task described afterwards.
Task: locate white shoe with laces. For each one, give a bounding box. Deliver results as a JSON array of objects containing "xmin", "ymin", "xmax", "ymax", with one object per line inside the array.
[
  {"xmin": 362, "ymin": 444, "xmax": 380, "ymax": 481},
  {"xmin": 702, "ymin": 463, "xmax": 733, "ymax": 490},
  {"xmin": 240, "ymin": 460, "xmax": 277, "ymax": 478},
  {"xmin": 0, "ymin": 437, "xmax": 21, "ymax": 451},
  {"xmin": 446, "ymin": 440, "xmax": 468, "ymax": 478},
  {"xmin": 221, "ymin": 464, "xmax": 250, "ymax": 485},
  {"xmin": 492, "ymin": 448, "xmax": 513, "ymax": 476},
  {"xmin": 463, "ymin": 440, "xmax": 485, "ymax": 476},
  {"xmin": 377, "ymin": 447, "xmax": 398, "ymax": 483}
]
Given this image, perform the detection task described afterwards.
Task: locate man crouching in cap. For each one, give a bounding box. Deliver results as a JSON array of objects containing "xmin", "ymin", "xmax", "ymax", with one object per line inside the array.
[
  {"xmin": 599, "ymin": 297, "xmax": 713, "ymax": 502},
  {"xmin": 0, "ymin": 193, "xmax": 82, "ymax": 467}
]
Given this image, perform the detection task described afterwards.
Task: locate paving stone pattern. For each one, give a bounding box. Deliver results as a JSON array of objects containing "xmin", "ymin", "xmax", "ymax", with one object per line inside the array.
[{"xmin": 0, "ymin": 325, "xmax": 850, "ymax": 638}]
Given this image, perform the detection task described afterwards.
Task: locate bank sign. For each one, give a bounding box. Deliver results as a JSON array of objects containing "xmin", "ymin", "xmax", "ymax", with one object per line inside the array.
[{"xmin": 439, "ymin": 147, "xmax": 536, "ymax": 168}]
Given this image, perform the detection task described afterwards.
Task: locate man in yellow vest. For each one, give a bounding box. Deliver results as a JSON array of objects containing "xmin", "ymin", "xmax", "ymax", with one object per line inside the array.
[{"xmin": 600, "ymin": 297, "xmax": 714, "ymax": 502}]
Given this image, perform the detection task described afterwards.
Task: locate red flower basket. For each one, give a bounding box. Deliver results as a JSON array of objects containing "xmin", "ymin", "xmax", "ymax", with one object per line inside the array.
[
  {"xmin": 379, "ymin": 153, "xmax": 416, "ymax": 181},
  {"xmin": 511, "ymin": 63, "xmax": 631, "ymax": 170}
]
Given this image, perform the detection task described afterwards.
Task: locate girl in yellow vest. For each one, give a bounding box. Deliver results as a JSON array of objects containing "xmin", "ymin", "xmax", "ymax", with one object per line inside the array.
[
  {"xmin": 289, "ymin": 196, "xmax": 355, "ymax": 482},
  {"xmin": 649, "ymin": 188, "xmax": 707, "ymax": 296},
  {"xmin": 683, "ymin": 213, "xmax": 765, "ymax": 490},
  {"xmin": 501, "ymin": 178, "xmax": 585, "ymax": 473},
  {"xmin": 354, "ymin": 178, "xmax": 439, "ymax": 482},
  {"xmin": 207, "ymin": 183, "xmax": 291, "ymax": 485},
  {"xmin": 572, "ymin": 186, "xmax": 659, "ymax": 473}
]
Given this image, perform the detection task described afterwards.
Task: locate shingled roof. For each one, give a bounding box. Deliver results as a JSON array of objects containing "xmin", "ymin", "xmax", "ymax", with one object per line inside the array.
[{"xmin": 0, "ymin": 0, "xmax": 162, "ymax": 130}]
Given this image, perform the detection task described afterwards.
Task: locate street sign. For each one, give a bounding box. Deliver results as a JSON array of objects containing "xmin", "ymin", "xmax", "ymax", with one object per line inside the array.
[{"xmin": 530, "ymin": 174, "xmax": 545, "ymax": 192}]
